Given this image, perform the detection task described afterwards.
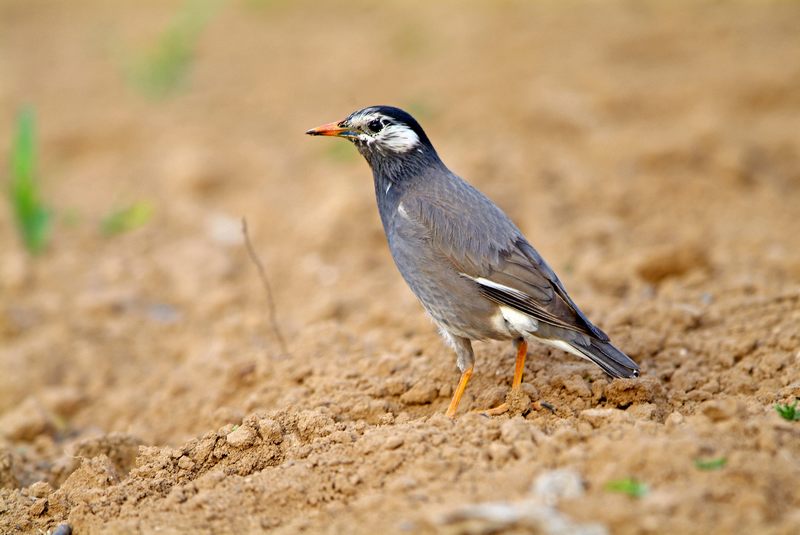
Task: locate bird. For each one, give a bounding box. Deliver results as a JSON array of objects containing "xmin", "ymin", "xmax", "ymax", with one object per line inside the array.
[{"xmin": 306, "ymin": 105, "xmax": 639, "ymax": 417}]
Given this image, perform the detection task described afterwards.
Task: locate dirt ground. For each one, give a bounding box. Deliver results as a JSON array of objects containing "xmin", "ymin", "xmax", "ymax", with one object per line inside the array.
[{"xmin": 1, "ymin": 1, "xmax": 800, "ymax": 533}]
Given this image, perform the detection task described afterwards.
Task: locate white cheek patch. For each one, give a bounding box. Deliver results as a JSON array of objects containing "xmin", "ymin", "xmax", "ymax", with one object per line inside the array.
[
  {"xmin": 375, "ymin": 124, "xmax": 419, "ymax": 153},
  {"xmin": 349, "ymin": 112, "xmax": 420, "ymax": 154}
]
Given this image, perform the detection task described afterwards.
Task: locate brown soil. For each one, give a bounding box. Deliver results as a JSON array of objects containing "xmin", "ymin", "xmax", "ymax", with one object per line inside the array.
[{"xmin": 2, "ymin": 1, "xmax": 800, "ymax": 534}]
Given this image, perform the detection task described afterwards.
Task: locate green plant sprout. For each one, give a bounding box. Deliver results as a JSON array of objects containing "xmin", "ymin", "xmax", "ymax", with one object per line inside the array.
[
  {"xmin": 130, "ymin": 0, "xmax": 223, "ymax": 98},
  {"xmin": 101, "ymin": 201, "xmax": 154, "ymax": 236},
  {"xmin": 774, "ymin": 400, "xmax": 799, "ymax": 422},
  {"xmin": 8, "ymin": 107, "xmax": 51, "ymax": 255},
  {"xmin": 605, "ymin": 477, "xmax": 649, "ymax": 498},
  {"xmin": 694, "ymin": 457, "xmax": 727, "ymax": 471}
]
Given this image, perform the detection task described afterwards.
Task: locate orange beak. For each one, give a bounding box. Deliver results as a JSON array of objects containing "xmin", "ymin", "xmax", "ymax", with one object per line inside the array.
[{"xmin": 305, "ymin": 120, "xmax": 357, "ymax": 138}]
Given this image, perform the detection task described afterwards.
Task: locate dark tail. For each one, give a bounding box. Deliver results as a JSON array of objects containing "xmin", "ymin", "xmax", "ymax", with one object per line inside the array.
[{"xmin": 570, "ymin": 337, "xmax": 640, "ymax": 379}]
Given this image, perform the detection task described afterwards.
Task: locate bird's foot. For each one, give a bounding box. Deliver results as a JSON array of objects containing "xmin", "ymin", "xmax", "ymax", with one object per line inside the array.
[
  {"xmin": 472, "ymin": 403, "xmax": 510, "ymax": 416},
  {"xmin": 472, "ymin": 387, "xmax": 531, "ymax": 417}
]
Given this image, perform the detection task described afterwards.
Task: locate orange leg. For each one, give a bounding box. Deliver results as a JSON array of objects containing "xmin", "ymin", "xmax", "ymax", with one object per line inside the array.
[
  {"xmin": 511, "ymin": 339, "xmax": 527, "ymax": 388},
  {"xmin": 475, "ymin": 339, "xmax": 528, "ymax": 416},
  {"xmin": 445, "ymin": 365, "xmax": 473, "ymax": 418}
]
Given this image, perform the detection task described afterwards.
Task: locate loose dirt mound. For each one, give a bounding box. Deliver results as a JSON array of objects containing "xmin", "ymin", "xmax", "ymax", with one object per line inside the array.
[{"xmin": 2, "ymin": 1, "xmax": 799, "ymax": 533}]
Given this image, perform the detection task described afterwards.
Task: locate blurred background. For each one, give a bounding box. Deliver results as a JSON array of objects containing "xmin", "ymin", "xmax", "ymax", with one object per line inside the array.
[{"xmin": 1, "ymin": 0, "xmax": 799, "ymax": 533}]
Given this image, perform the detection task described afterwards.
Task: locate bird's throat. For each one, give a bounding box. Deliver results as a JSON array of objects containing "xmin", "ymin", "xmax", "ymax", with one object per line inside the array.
[{"xmin": 363, "ymin": 144, "xmax": 442, "ymax": 190}]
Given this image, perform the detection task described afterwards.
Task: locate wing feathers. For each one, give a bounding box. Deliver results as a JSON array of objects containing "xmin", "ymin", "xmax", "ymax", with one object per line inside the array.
[
  {"xmin": 463, "ymin": 274, "xmax": 592, "ymax": 335},
  {"xmin": 403, "ymin": 185, "xmax": 609, "ymax": 342}
]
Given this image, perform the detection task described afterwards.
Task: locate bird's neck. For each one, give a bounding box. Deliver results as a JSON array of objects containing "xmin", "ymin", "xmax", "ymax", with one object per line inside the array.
[
  {"xmin": 366, "ymin": 146, "xmax": 444, "ymax": 192},
  {"xmin": 365, "ymin": 146, "xmax": 444, "ymax": 232}
]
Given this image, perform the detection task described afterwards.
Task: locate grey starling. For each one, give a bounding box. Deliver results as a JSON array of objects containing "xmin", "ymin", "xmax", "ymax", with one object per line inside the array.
[{"xmin": 307, "ymin": 105, "xmax": 639, "ymax": 417}]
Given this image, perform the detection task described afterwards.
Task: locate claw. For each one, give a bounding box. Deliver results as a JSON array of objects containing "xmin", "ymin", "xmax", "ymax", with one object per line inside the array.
[{"xmin": 472, "ymin": 402, "xmax": 510, "ymax": 416}]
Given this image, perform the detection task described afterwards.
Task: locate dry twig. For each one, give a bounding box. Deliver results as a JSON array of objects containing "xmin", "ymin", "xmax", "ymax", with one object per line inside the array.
[{"xmin": 241, "ymin": 217, "xmax": 289, "ymax": 356}]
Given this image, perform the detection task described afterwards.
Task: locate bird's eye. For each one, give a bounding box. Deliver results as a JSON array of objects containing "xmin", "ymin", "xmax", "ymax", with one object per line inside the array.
[{"xmin": 367, "ymin": 119, "xmax": 384, "ymax": 133}]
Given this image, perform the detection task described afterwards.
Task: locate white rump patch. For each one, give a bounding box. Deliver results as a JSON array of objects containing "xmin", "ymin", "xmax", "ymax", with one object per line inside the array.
[
  {"xmin": 499, "ymin": 305, "xmax": 539, "ymax": 335},
  {"xmin": 460, "ymin": 274, "xmax": 595, "ymax": 365},
  {"xmin": 461, "ymin": 273, "xmax": 540, "ymax": 335}
]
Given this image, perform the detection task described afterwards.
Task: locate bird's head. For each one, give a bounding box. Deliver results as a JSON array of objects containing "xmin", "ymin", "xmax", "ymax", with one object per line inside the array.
[{"xmin": 306, "ymin": 106, "xmax": 435, "ymax": 161}]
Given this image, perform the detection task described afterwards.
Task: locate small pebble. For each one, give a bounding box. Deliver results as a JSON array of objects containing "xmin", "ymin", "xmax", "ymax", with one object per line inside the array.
[
  {"xmin": 52, "ymin": 523, "xmax": 73, "ymax": 535},
  {"xmin": 384, "ymin": 436, "xmax": 404, "ymax": 450},
  {"xmin": 226, "ymin": 425, "xmax": 256, "ymax": 448}
]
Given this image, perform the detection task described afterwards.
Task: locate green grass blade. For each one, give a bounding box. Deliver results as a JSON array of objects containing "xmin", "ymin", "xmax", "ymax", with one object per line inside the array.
[
  {"xmin": 8, "ymin": 107, "xmax": 51, "ymax": 255},
  {"xmin": 130, "ymin": 0, "xmax": 224, "ymax": 98},
  {"xmin": 101, "ymin": 201, "xmax": 155, "ymax": 236},
  {"xmin": 605, "ymin": 477, "xmax": 648, "ymax": 498},
  {"xmin": 694, "ymin": 457, "xmax": 727, "ymax": 471}
]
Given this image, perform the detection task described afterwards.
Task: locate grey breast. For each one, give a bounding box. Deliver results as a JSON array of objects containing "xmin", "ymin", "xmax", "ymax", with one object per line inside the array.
[{"xmin": 382, "ymin": 167, "xmax": 517, "ymax": 341}]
